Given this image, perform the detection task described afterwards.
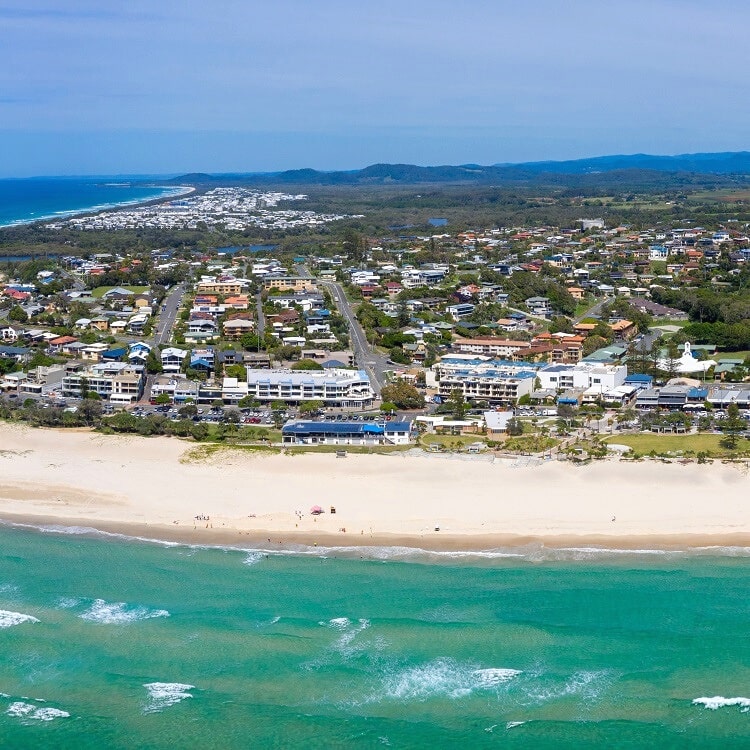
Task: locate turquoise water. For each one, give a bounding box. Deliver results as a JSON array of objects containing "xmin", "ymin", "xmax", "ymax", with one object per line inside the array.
[
  {"xmin": 1, "ymin": 524, "xmax": 749, "ymax": 748},
  {"xmin": 0, "ymin": 178, "xmax": 183, "ymax": 227}
]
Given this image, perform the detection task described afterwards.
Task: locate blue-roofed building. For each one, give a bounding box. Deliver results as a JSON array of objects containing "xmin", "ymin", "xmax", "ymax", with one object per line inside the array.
[
  {"xmin": 624, "ymin": 373, "xmax": 653, "ymax": 390},
  {"xmin": 282, "ymin": 420, "xmax": 412, "ymax": 446},
  {"xmin": 102, "ymin": 347, "xmax": 127, "ymax": 361}
]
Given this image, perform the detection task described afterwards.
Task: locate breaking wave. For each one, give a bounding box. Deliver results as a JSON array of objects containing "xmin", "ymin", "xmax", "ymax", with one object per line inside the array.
[
  {"xmin": 380, "ymin": 658, "xmax": 522, "ymax": 701},
  {"xmin": 0, "ymin": 610, "xmax": 39, "ymax": 628},
  {"xmin": 693, "ymin": 696, "xmax": 750, "ymax": 711},
  {"xmin": 143, "ymin": 682, "xmax": 195, "ymax": 713},
  {"xmin": 80, "ymin": 599, "xmax": 170, "ymax": 624},
  {"xmin": 6, "ymin": 701, "xmax": 69, "ymax": 721}
]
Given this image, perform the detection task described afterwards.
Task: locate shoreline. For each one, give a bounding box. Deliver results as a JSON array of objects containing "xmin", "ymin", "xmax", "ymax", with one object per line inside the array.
[
  {"xmin": 0, "ymin": 183, "xmax": 195, "ymax": 230},
  {"xmin": 0, "ymin": 423, "xmax": 749, "ymax": 557},
  {"xmin": 3, "ymin": 510, "xmax": 750, "ymax": 556}
]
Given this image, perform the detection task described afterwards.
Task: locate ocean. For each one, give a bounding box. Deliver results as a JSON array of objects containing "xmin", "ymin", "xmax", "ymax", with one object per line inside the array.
[
  {"xmin": 0, "ymin": 177, "xmax": 185, "ymax": 228},
  {"xmin": 1, "ymin": 523, "xmax": 749, "ymax": 748}
]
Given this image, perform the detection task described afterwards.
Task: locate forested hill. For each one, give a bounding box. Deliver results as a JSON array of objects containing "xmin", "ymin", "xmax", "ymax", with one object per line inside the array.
[{"xmin": 171, "ymin": 152, "xmax": 750, "ymax": 188}]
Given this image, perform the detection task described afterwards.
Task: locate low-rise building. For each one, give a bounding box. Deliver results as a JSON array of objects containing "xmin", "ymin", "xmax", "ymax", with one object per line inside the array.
[
  {"xmin": 263, "ymin": 276, "xmax": 316, "ymax": 292},
  {"xmin": 282, "ymin": 420, "xmax": 412, "ymax": 446},
  {"xmin": 453, "ymin": 337, "xmax": 532, "ymax": 359}
]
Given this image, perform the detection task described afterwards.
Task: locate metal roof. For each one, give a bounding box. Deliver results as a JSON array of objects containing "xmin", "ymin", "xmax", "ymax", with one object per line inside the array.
[{"xmin": 282, "ymin": 421, "xmax": 411, "ymax": 435}]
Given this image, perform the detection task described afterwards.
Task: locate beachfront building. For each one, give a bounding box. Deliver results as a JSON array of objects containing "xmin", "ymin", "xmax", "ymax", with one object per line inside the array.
[
  {"xmin": 281, "ymin": 420, "xmax": 412, "ymax": 446},
  {"xmin": 536, "ymin": 362, "xmax": 627, "ymax": 393},
  {"xmin": 243, "ymin": 368, "xmax": 375, "ymax": 408},
  {"xmin": 18, "ymin": 365, "xmax": 66, "ymax": 396},
  {"xmin": 427, "ymin": 355, "xmax": 541, "ymax": 405},
  {"xmin": 61, "ymin": 362, "xmax": 145, "ymax": 404}
]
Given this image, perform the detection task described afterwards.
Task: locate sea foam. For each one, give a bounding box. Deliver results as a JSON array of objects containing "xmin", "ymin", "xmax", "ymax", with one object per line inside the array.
[
  {"xmin": 143, "ymin": 683, "xmax": 195, "ymax": 713},
  {"xmin": 6, "ymin": 702, "xmax": 69, "ymax": 721},
  {"xmin": 80, "ymin": 599, "xmax": 170, "ymax": 624},
  {"xmin": 693, "ymin": 696, "xmax": 750, "ymax": 711},
  {"xmin": 0, "ymin": 610, "xmax": 39, "ymax": 628},
  {"xmin": 381, "ymin": 658, "xmax": 522, "ymax": 701}
]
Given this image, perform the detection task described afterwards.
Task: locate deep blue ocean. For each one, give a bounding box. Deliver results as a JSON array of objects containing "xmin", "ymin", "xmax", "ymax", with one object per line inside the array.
[
  {"xmin": 1, "ymin": 523, "xmax": 750, "ymax": 748},
  {"xmin": 0, "ymin": 177, "xmax": 184, "ymax": 227}
]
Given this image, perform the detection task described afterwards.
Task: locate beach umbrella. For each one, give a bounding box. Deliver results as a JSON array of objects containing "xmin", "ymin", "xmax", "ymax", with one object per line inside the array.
[{"xmin": 310, "ymin": 505, "xmax": 324, "ymax": 515}]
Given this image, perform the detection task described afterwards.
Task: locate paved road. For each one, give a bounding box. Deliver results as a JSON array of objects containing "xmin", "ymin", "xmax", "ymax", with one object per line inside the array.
[
  {"xmin": 138, "ymin": 283, "xmax": 187, "ymax": 405},
  {"xmin": 322, "ymin": 281, "xmax": 390, "ymax": 395},
  {"xmin": 153, "ymin": 283, "xmax": 186, "ymax": 347},
  {"xmin": 572, "ymin": 296, "xmax": 609, "ymax": 325}
]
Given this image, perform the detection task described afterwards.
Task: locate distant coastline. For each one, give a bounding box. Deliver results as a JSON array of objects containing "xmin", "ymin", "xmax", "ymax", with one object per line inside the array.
[{"xmin": 0, "ymin": 180, "xmax": 195, "ymax": 230}]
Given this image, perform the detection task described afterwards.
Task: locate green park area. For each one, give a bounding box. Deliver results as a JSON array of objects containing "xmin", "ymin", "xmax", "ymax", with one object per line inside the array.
[
  {"xmin": 606, "ymin": 432, "xmax": 750, "ymax": 457},
  {"xmin": 420, "ymin": 433, "xmax": 488, "ymax": 449}
]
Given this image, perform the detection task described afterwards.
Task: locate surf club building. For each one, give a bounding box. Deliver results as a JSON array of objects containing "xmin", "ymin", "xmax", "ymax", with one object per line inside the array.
[{"xmin": 281, "ymin": 420, "xmax": 413, "ymax": 446}]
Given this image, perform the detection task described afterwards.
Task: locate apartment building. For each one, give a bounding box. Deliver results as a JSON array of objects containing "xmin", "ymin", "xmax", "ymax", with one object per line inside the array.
[
  {"xmin": 243, "ymin": 368, "xmax": 374, "ymax": 407},
  {"xmin": 62, "ymin": 362, "xmax": 145, "ymax": 404}
]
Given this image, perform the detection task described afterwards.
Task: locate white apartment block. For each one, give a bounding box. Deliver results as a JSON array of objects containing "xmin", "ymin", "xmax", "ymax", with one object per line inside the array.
[
  {"xmin": 243, "ymin": 368, "xmax": 374, "ymax": 407},
  {"xmin": 536, "ymin": 362, "xmax": 627, "ymax": 392}
]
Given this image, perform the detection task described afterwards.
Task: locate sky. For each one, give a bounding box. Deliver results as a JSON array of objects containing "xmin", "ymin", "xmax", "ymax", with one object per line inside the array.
[{"xmin": 1, "ymin": 0, "xmax": 749, "ymax": 176}]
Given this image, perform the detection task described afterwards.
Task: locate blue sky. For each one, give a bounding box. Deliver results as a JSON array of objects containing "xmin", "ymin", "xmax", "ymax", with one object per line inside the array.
[{"xmin": 1, "ymin": 0, "xmax": 749, "ymax": 176}]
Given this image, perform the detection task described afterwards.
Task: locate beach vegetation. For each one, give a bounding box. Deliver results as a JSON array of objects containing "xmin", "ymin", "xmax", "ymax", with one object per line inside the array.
[
  {"xmin": 447, "ymin": 388, "xmax": 467, "ymax": 419},
  {"xmin": 77, "ymin": 397, "xmax": 103, "ymax": 426},
  {"xmin": 719, "ymin": 403, "xmax": 745, "ymax": 450},
  {"xmin": 502, "ymin": 434, "xmax": 558, "ymax": 454}
]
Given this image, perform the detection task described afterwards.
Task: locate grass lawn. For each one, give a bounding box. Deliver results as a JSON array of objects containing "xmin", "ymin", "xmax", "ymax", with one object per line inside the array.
[
  {"xmin": 91, "ymin": 285, "xmax": 149, "ymax": 299},
  {"xmin": 502, "ymin": 434, "xmax": 558, "ymax": 453},
  {"xmin": 719, "ymin": 350, "xmax": 750, "ymax": 361},
  {"xmin": 651, "ymin": 319, "xmax": 690, "ymax": 329},
  {"xmin": 420, "ymin": 433, "xmax": 487, "ymax": 449},
  {"xmin": 605, "ymin": 432, "xmax": 750, "ymax": 456}
]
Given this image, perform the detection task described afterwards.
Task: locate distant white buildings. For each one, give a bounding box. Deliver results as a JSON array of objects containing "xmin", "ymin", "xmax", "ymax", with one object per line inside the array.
[{"xmin": 46, "ymin": 187, "xmax": 359, "ymax": 232}]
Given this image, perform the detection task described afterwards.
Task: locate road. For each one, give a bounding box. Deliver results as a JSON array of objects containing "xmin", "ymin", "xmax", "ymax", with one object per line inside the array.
[
  {"xmin": 322, "ymin": 281, "xmax": 390, "ymax": 395},
  {"xmin": 153, "ymin": 282, "xmax": 186, "ymax": 347},
  {"xmin": 572, "ymin": 296, "xmax": 609, "ymax": 325},
  {"xmin": 138, "ymin": 283, "xmax": 187, "ymax": 404}
]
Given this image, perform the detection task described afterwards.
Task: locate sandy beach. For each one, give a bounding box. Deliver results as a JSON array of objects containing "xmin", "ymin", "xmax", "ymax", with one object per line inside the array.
[{"xmin": 0, "ymin": 422, "xmax": 749, "ymax": 551}]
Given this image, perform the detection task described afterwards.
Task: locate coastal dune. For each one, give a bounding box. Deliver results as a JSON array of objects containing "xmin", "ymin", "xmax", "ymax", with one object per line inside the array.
[{"xmin": 0, "ymin": 423, "xmax": 749, "ymax": 550}]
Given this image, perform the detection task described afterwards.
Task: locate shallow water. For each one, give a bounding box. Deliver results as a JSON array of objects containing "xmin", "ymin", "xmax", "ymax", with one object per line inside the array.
[{"xmin": 0, "ymin": 523, "xmax": 749, "ymax": 748}]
